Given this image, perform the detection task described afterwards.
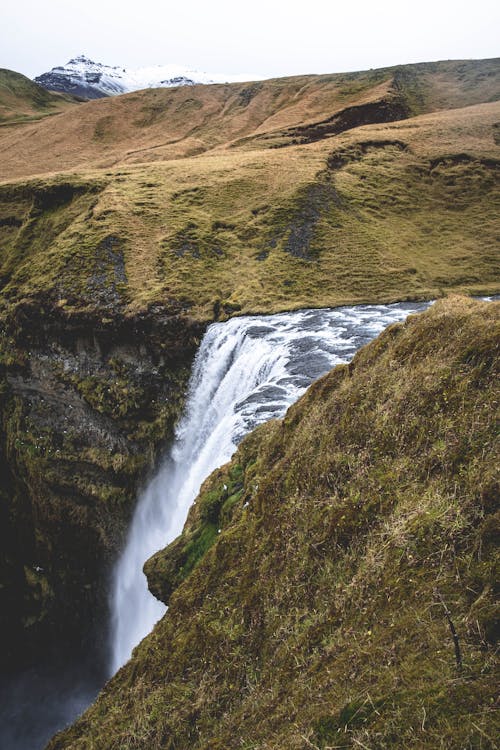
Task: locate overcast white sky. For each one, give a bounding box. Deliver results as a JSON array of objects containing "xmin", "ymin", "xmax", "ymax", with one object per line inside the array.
[{"xmin": 1, "ymin": 0, "xmax": 499, "ymax": 79}]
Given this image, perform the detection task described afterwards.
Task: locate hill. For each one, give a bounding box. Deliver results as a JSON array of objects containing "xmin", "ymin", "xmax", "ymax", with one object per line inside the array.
[
  {"xmin": 1, "ymin": 58, "xmax": 499, "ymax": 180},
  {"xmin": 0, "ymin": 69, "xmax": 80, "ymax": 127},
  {"xmin": 48, "ymin": 296, "xmax": 500, "ymax": 749},
  {"xmin": 0, "ymin": 59, "xmax": 498, "ymax": 324}
]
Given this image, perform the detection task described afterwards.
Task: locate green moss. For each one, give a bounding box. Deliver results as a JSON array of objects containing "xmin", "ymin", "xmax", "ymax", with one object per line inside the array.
[
  {"xmin": 146, "ymin": 461, "xmax": 247, "ymax": 602},
  {"xmin": 179, "ymin": 523, "xmax": 219, "ymax": 580},
  {"xmin": 72, "ymin": 374, "xmax": 143, "ymax": 419},
  {"xmin": 314, "ymin": 695, "xmax": 387, "ymax": 745}
]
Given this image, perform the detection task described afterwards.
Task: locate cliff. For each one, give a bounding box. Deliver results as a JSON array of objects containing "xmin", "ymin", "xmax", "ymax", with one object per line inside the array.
[
  {"xmin": 0, "ymin": 295, "xmax": 204, "ymax": 669},
  {"xmin": 49, "ymin": 296, "xmax": 499, "ymax": 749}
]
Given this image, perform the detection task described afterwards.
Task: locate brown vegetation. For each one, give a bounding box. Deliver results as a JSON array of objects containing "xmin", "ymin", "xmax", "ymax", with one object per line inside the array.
[{"xmin": 0, "ymin": 58, "xmax": 498, "ymax": 179}]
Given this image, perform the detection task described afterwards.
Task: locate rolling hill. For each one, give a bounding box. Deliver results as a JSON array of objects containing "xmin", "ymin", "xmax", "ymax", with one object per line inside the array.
[
  {"xmin": 0, "ymin": 58, "xmax": 498, "ymax": 321},
  {"xmin": 0, "ymin": 69, "xmax": 80, "ymax": 127},
  {"xmin": 1, "ymin": 58, "xmax": 499, "ymax": 179}
]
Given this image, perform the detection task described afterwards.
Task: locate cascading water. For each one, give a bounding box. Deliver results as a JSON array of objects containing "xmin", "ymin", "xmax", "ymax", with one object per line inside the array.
[{"xmin": 109, "ymin": 300, "xmax": 430, "ymax": 673}]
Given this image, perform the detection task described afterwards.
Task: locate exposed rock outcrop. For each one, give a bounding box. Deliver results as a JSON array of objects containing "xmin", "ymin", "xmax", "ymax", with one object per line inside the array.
[{"xmin": 0, "ymin": 298, "xmax": 204, "ymax": 670}]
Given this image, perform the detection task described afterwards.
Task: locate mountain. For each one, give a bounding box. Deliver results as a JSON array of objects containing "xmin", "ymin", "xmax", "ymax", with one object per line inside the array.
[{"xmin": 34, "ymin": 54, "xmax": 254, "ymax": 99}]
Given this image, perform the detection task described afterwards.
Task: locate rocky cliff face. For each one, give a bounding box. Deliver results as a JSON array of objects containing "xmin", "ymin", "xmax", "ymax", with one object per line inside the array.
[{"xmin": 0, "ymin": 298, "xmax": 204, "ymax": 671}]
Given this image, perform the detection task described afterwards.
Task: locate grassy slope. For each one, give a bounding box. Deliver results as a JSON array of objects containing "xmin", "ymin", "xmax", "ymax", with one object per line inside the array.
[
  {"xmin": 0, "ymin": 59, "xmax": 498, "ymax": 178},
  {"xmin": 0, "ymin": 58, "xmax": 498, "ymax": 323},
  {"xmin": 49, "ymin": 296, "xmax": 500, "ymax": 749},
  {"xmin": 0, "ymin": 98, "xmax": 498, "ymax": 321},
  {"xmin": 0, "ymin": 69, "xmax": 80, "ymax": 126}
]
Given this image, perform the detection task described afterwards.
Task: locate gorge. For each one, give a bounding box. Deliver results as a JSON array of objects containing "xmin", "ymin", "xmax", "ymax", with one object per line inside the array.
[
  {"xmin": 1, "ymin": 301, "xmax": 429, "ymax": 749},
  {"xmin": 50, "ymin": 295, "xmax": 499, "ymax": 750}
]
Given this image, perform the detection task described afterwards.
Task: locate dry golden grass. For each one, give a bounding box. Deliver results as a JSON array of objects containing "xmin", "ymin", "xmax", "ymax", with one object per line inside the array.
[
  {"xmin": 0, "ymin": 72, "xmax": 393, "ymax": 179},
  {"xmin": 0, "ymin": 58, "xmax": 498, "ymax": 181},
  {"xmin": 0, "ymin": 59, "xmax": 498, "ymax": 321}
]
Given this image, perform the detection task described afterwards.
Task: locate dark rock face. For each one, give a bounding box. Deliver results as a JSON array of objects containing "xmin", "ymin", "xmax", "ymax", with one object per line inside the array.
[
  {"xmin": 0, "ymin": 299, "xmax": 204, "ymax": 671},
  {"xmin": 34, "ymin": 70, "xmax": 108, "ymax": 99},
  {"xmin": 159, "ymin": 77, "xmax": 195, "ymax": 86},
  {"xmin": 34, "ymin": 56, "xmax": 111, "ymax": 99},
  {"xmin": 279, "ymin": 95, "xmax": 409, "ymax": 146}
]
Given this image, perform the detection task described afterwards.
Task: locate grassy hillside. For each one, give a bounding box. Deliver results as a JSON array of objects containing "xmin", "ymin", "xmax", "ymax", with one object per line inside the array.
[
  {"xmin": 0, "ymin": 98, "xmax": 498, "ymax": 321},
  {"xmin": 0, "ymin": 58, "xmax": 498, "ymax": 178},
  {"xmin": 0, "ymin": 69, "xmax": 80, "ymax": 127},
  {"xmin": 0, "ymin": 59, "xmax": 498, "ymax": 322},
  {"xmin": 49, "ymin": 296, "xmax": 500, "ymax": 749}
]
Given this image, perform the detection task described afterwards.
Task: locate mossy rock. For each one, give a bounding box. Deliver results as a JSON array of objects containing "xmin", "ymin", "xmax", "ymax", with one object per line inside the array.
[{"xmin": 145, "ymin": 463, "xmax": 245, "ymax": 604}]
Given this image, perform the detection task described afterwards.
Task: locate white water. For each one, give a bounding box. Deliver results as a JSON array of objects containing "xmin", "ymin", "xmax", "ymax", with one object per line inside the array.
[{"xmin": 109, "ymin": 301, "xmax": 430, "ymax": 673}]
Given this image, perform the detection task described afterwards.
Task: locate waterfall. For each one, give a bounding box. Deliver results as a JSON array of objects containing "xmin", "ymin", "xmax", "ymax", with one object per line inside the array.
[{"xmin": 109, "ymin": 301, "xmax": 429, "ymax": 673}]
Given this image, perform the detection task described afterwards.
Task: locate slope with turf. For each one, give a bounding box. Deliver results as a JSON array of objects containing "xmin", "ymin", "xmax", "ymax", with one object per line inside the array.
[
  {"xmin": 0, "ymin": 69, "xmax": 80, "ymax": 127},
  {"xmin": 49, "ymin": 296, "xmax": 500, "ymax": 750}
]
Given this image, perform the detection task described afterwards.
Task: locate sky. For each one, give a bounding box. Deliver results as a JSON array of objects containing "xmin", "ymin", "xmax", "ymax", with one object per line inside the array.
[{"xmin": 1, "ymin": 0, "xmax": 499, "ymax": 80}]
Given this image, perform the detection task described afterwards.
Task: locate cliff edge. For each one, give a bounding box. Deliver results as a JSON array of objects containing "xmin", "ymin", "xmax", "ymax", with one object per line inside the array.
[{"xmin": 50, "ymin": 296, "xmax": 499, "ymax": 749}]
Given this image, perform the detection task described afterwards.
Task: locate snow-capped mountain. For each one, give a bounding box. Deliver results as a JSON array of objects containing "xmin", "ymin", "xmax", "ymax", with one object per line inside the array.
[{"xmin": 34, "ymin": 55, "xmax": 255, "ymax": 99}]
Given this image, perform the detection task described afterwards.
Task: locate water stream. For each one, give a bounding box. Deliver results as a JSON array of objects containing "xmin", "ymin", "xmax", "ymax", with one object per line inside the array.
[{"xmin": 110, "ymin": 300, "xmax": 429, "ymax": 673}]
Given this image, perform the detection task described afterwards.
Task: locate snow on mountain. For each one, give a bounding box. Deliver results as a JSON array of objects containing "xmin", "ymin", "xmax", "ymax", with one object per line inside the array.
[{"xmin": 34, "ymin": 55, "xmax": 257, "ymax": 99}]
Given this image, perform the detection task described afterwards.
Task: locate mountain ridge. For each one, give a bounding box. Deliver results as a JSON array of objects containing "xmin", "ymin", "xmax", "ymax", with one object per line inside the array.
[{"xmin": 34, "ymin": 54, "xmax": 258, "ymax": 99}]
